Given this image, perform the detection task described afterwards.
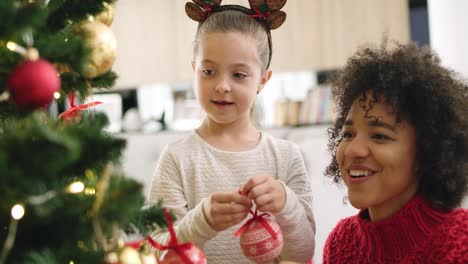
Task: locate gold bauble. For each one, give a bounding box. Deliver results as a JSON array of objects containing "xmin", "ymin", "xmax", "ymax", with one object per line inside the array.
[
  {"xmin": 119, "ymin": 247, "xmax": 142, "ymax": 264},
  {"xmin": 95, "ymin": 2, "xmax": 114, "ymax": 26},
  {"xmin": 104, "ymin": 251, "xmax": 119, "ymax": 264},
  {"xmin": 140, "ymin": 252, "xmax": 158, "ymax": 264},
  {"xmin": 75, "ymin": 21, "xmax": 117, "ymax": 79}
]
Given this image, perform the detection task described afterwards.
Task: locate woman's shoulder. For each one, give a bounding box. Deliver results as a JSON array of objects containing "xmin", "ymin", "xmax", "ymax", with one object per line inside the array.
[
  {"xmin": 419, "ymin": 208, "xmax": 468, "ymax": 263},
  {"xmin": 323, "ymin": 215, "xmax": 360, "ymax": 262},
  {"xmin": 437, "ymin": 207, "xmax": 468, "ymax": 231},
  {"xmin": 325, "ymin": 215, "xmax": 360, "ymax": 248},
  {"xmin": 440, "ymin": 207, "xmax": 468, "ymax": 239},
  {"xmin": 330, "ymin": 215, "xmax": 360, "ymax": 236}
]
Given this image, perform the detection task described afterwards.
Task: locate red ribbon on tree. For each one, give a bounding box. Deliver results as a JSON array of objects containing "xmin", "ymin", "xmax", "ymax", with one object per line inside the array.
[
  {"xmin": 233, "ymin": 207, "xmax": 278, "ymax": 239},
  {"xmin": 123, "ymin": 209, "xmax": 206, "ymax": 264},
  {"xmin": 59, "ymin": 93, "xmax": 102, "ymax": 121},
  {"xmin": 145, "ymin": 209, "xmax": 200, "ymax": 264}
]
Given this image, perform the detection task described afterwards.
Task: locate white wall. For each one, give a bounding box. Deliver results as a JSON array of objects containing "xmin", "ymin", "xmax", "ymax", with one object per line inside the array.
[{"xmin": 428, "ymin": 0, "xmax": 468, "ymax": 80}]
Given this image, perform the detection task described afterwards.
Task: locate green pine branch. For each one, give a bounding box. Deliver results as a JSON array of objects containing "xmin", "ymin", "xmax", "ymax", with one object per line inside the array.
[
  {"xmin": 35, "ymin": 31, "xmax": 90, "ymax": 73},
  {"xmin": 47, "ymin": 0, "xmax": 115, "ymax": 31},
  {"xmin": 0, "ymin": 1, "xmax": 168, "ymax": 262},
  {"xmin": 0, "ymin": 0, "xmax": 48, "ymax": 40},
  {"xmin": 0, "ymin": 112, "xmax": 167, "ymax": 263}
]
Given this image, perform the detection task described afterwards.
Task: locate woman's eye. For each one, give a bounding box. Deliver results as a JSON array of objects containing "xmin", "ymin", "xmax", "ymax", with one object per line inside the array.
[
  {"xmin": 341, "ymin": 131, "xmax": 353, "ymax": 140},
  {"xmin": 372, "ymin": 133, "xmax": 392, "ymax": 141},
  {"xmin": 233, "ymin": 72, "xmax": 247, "ymax": 79},
  {"xmin": 202, "ymin": 69, "xmax": 214, "ymax": 76}
]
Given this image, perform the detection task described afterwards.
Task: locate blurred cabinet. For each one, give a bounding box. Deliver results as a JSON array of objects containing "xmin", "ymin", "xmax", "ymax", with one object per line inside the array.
[
  {"xmin": 275, "ymin": 0, "xmax": 410, "ymax": 71},
  {"xmin": 316, "ymin": 0, "xmax": 410, "ymax": 69},
  {"xmin": 111, "ymin": 0, "xmax": 409, "ymax": 89},
  {"xmin": 111, "ymin": 0, "xmax": 197, "ymax": 88}
]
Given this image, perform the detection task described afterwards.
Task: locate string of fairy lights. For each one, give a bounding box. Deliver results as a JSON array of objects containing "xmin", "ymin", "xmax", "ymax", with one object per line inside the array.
[{"xmin": 0, "ymin": 169, "xmax": 99, "ymax": 264}]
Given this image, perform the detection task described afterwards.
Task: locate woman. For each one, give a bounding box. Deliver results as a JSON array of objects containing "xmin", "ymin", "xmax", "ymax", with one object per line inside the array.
[{"xmin": 323, "ymin": 43, "xmax": 467, "ymax": 263}]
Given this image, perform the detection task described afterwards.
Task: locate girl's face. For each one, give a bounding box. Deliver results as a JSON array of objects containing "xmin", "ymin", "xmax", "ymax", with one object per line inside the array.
[
  {"xmin": 337, "ymin": 94, "xmax": 419, "ymax": 222},
  {"xmin": 192, "ymin": 32, "xmax": 271, "ymax": 126}
]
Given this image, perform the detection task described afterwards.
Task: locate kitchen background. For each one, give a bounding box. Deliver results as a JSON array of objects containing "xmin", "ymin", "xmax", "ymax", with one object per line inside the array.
[{"xmin": 86, "ymin": 1, "xmax": 467, "ymax": 263}]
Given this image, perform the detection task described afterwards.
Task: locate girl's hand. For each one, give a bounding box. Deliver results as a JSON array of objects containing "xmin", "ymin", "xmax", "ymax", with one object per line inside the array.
[
  {"xmin": 203, "ymin": 191, "xmax": 252, "ymax": 231},
  {"xmin": 241, "ymin": 174, "xmax": 286, "ymax": 214}
]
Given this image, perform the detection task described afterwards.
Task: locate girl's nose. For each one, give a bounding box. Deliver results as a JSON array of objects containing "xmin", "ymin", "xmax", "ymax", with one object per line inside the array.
[
  {"xmin": 214, "ymin": 77, "xmax": 231, "ymax": 93},
  {"xmin": 344, "ymin": 135, "xmax": 369, "ymax": 158}
]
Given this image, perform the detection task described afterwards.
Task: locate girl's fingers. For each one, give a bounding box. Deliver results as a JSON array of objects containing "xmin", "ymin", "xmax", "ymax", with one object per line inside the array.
[
  {"xmin": 213, "ymin": 212, "xmax": 249, "ymax": 227},
  {"xmin": 257, "ymin": 201, "xmax": 281, "ymax": 214},
  {"xmin": 241, "ymin": 174, "xmax": 269, "ymax": 194},
  {"xmin": 211, "ymin": 192, "xmax": 236, "ymax": 203},
  {"xmin": 212, "ymin": 192, "xmax": 252, "ymax": 207},
  {"xmin": 247, "ymin": 181, "xmax": 273, "ymax": 200},
  {"xmin": 214, "ymin": 202, "xmax": 251, "ymax": 214},
  {"xmin": 253, "ymin": 193, "xmax": 272, "ymax": 207},
  {"xmin": 232, "ymin": 193, "xmax": 253, "ymax": 207}
]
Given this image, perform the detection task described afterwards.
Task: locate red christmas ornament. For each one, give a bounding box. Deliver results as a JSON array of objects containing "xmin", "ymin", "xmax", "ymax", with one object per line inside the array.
[
  {"xmin": 159, "ymin": 244, "xmax": 206, "ymax": 264},
  {"xmin": 7, "ymin": 57, "xmax": 60, "ymax": 110},
  {"xmin": 235, "ymin": 208, "xmax": 284, "ymax": 263},
  {"xmin": 146, "ymin": 209, "xmax": 207, "ymax": 264}
]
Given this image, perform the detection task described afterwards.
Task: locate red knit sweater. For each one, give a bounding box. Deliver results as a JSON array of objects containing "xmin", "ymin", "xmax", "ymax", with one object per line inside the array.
[{"xmin": 323, "ymin": 195, "xmax": 468, "ymax": 264}]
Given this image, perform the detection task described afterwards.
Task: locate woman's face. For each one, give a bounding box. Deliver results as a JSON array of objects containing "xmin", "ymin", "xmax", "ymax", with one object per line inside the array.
[{"xmin": 337, "ymin": 94, "xmax": 419, "ymax": 221}]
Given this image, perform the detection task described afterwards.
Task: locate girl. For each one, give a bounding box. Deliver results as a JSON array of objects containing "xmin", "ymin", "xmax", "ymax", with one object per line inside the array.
[
  {"xmin": 149, "ymin": 1, "xmax": 315, "ymax": 263},
  {"xmin": 323, "ymin": 43, "xmax": 468, "ymax": 263}
]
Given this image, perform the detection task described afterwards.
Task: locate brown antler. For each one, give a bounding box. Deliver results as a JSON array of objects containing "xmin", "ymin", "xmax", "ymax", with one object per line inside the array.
[
  {"xmin": 266, "ymin": 0, "xmax": 286, "ymax": 11},
  {"xmin": 185, "ymin": 0, "xmax": 223, "ymax": 22},
  {"xmin": 248, "ymin": 0, "xmax": 287, "ymax": 29},
  {"xmin": 186, "ymin": 0, "xmax": 286, "ymax": 29},
  {"xmin": 266, "ymin": 11, "xmax": 286, "ymax": 29}
]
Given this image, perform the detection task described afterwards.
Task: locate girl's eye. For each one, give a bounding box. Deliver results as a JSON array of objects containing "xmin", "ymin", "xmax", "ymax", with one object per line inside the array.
[
  {"xmin": 233, "ymin": 72, "xmax": 247, "ymax": 79},
  {"xmin": 202, "ymin": 69, "xmax": 214, "ymax": 76}
]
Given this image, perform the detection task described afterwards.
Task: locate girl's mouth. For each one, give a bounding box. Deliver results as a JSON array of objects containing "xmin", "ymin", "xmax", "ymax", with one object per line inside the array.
[{"xmin": 212, "ymin": 100, "xmax": 234, "ymax": 106}]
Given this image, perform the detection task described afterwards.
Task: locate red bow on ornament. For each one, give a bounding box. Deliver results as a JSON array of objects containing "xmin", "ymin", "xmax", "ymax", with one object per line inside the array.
[
  {"xmin": 145, "ymin": 209, "xmax": 207, "ymax": 264},
  {"xmin": 234, "ymin": 207, "xmax": 277, "ymax": 239},
  {"xmin": 58, "ymin": 93, "xmax": 102, "ymax": 121}
]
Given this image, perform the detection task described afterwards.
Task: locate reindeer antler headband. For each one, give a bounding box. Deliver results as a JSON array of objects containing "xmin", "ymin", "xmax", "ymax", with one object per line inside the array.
[{"xmin": 185, "ymin": 0, "xmax": 287, "ymax": 69}]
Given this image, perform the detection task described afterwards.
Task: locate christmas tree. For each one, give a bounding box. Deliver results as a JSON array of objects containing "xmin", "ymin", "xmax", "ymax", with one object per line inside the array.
[{"xmin": 0, "ymin": 1, "xmax": 167, "ymax": 263}]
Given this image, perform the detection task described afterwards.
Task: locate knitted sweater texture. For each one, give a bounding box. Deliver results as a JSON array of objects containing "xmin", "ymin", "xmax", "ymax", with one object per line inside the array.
[
  {"xmin": 149, "ymin": 132, "xmax": 315, "ymax": 263},
  {"xmin": 323, "ymin": 195, "xmax": 468, "ymax": 264}
]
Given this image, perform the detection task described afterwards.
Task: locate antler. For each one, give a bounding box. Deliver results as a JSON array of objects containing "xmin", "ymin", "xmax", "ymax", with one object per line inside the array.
[
  {"xmin": 266, "ymin": 0, "xmax": 287, "ymax": 11},
  {"xmin": 186, "ymin": 0, "xmax": 286, "ymax": 30},
  {"xmin": 185, "ymin": 0, "xmax": 223, "ymax": 22},
  {"xmin": 248, "ymin": 0, "xmax": 287, "ymax": 30}
]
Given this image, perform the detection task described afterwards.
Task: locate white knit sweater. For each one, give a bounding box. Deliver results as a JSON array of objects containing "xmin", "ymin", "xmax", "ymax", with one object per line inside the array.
[{"xmin": 149, "ymin": 132, "xmax": 315, "ymax": 263}]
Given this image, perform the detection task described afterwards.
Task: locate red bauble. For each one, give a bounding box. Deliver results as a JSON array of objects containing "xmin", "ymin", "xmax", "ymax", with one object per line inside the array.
[
  {"xmin": 240, "ymin": 219, "xmax": 284, "ymax": 263},
  {"xmin": 7, "ymin": 59, "xmax": 60, "ymax": 110},
  {"xmin": 159, "ymin": 243, "xmax": 207, "ymax": 264}
]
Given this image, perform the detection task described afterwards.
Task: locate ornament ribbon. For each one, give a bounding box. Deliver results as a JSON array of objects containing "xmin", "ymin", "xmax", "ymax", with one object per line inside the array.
[
  {"xmin": 144, "ymin": 208, "xmax": 195, "ymax": 264},
  {"xmin": 58, "ymin": 93, "xmax": 102, "ymax": 120},
  {"xmin": 233, "ymin": 208, "xmax": 278, "ymax": 240}
]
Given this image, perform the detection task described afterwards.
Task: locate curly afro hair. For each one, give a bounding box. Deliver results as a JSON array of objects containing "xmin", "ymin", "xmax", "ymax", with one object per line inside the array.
[{"xmin": 325, "ymin": 42, "xmax": 468, "ymax": 210}]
